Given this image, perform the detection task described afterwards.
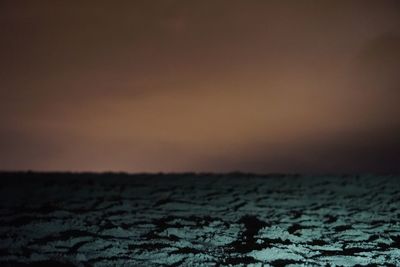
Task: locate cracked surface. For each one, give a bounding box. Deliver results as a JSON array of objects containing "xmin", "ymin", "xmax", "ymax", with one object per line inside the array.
[{"xmin": 0, "ymin": 173, "xmax": 400, "ymax": 266}]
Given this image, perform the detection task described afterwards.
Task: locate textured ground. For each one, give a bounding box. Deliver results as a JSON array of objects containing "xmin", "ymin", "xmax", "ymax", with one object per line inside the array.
[{"xmin": 0, "ymin": 172, "xmax": 399, "ymax": 266}]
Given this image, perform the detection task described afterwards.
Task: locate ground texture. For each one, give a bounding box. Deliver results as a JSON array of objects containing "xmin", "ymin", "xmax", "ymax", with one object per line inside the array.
[{"xmin": 0, "ymin": 173, "xmax": 400, "ymax": 266}]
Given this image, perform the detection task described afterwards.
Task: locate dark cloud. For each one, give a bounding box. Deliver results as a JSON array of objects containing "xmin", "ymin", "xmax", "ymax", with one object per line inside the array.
[
  {"xmin": 202, "ymin": 126, "xmax": 400, "ymax": 174},
  {"xmin": 0, "ymin": 1, "xmax": 399, "ymax": 173},
  {"xmin": 357, "ymin": 33, "xmax": 400, "ymax": 92}
]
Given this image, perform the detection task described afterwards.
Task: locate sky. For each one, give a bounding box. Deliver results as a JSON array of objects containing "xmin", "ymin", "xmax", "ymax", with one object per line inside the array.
[{"xmin": 1, "ymin": 0, "xmax": 400, "ymax": 173}]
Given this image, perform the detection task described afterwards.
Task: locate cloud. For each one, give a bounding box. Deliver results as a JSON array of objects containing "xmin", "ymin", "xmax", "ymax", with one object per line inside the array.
[
  {"xmin": 356, "ymin": 33, "xmax": 400, "ymax": 91},
  {"xmin": 1, "ymin": 1, "xmax": 400, "ymax": 172}
]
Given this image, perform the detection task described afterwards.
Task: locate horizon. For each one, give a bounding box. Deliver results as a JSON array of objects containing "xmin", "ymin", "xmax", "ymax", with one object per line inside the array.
[{"xmin": 0, "ymin": 170, "xmax": 397, "ymax": 177}]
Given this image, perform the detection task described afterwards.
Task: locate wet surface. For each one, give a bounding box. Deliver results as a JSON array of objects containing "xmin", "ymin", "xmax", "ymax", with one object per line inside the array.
[{"xmin": 0, "ymin": 172, "xmax": 400, "ymax": 266}]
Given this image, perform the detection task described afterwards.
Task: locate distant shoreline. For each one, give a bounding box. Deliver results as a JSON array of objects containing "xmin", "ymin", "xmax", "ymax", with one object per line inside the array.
[{"xmin": 0, "ymin": 170, "xmax": 397, "ymax": 178}]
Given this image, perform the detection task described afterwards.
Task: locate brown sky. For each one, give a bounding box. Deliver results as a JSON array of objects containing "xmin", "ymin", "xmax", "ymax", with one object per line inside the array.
[{"xmin": 1, "ymin": 0, "xmax": 399, "ymax": 173}]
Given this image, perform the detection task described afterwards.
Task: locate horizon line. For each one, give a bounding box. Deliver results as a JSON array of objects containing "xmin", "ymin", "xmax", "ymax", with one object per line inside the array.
[{"xmin": 0, "ymin": 170, "xmax": 398, "ymax": 177}]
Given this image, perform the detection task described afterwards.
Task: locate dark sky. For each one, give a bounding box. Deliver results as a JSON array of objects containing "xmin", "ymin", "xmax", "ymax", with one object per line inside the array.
[{"xmin": 1, "ymin": 0, "xmax": 400, "ymax": 173}]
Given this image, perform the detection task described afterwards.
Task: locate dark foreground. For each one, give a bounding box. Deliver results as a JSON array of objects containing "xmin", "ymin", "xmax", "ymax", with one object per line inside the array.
[{"xmin": 0, "ymin": 172, "xmax": 399, "ymax": 266}]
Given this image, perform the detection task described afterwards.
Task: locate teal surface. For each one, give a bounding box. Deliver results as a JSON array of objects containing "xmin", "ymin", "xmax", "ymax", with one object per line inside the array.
[{"xmin": 0, "ymin": 173, "xmax": 399, "ymax": 266}]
